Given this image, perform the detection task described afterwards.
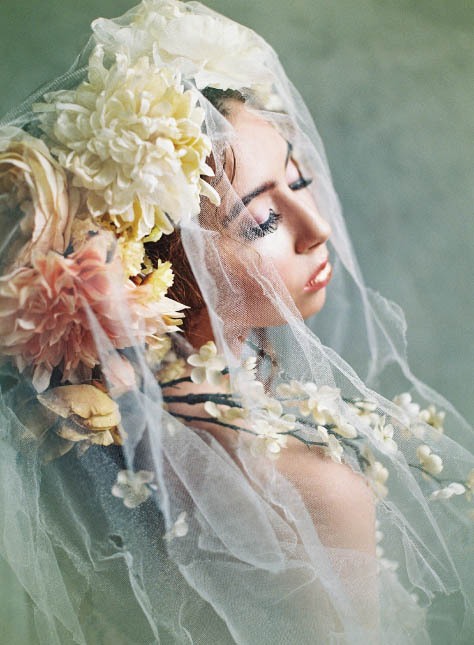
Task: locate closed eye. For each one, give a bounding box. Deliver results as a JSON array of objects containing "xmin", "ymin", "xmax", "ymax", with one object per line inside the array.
[
  {"xmin": 289, "ymin": 176, "xmax": 313, "ymax": 190},
  {"xmin": 239, "ymin": 209, "xmax": 281, "ymax": 241}
]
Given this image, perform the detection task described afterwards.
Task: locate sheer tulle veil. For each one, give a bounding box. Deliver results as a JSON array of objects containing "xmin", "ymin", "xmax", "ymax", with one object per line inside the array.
[{"xmin": 0, "ymin": 1, "xmax": 473, "ymax": 643}]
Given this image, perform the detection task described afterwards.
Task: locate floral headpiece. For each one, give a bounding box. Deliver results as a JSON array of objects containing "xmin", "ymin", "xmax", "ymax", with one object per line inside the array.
[{"xmin": 0, "ymin": 0, "xmax": 273, "ymax": 393}]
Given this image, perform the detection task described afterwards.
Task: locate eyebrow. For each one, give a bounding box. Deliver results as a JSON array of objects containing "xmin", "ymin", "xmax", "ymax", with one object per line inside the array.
[{"xmin": 222, "ymin": 140, "xmax": 293, "ymax": 228}]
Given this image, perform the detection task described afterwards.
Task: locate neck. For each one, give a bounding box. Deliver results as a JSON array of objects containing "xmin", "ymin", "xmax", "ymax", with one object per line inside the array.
[{"xmin": 185, "ymin": 308, "xmax": 249, "ymax": 358}]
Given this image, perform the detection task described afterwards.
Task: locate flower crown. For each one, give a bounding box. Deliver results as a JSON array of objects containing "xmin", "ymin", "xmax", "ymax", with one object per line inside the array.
[{"xmin": 0, "ymin": 0, "xmax": 274, "ymax": 393}]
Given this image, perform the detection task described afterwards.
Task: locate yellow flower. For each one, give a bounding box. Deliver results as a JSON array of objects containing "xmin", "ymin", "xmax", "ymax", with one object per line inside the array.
[
  {"xmin": 117, "ymin": 237, "xmax": 146, "ymax": 277},
  {"xmin": 158, "ymin": 358, "xmax": 187, "ymax": 383},
  {"xmin": 37, "ymin": 384, "xmax": 123, "ymax": 450},
  {"xmin": 144, "ymin": 260, "xmax": 174, "ymax": 300}
]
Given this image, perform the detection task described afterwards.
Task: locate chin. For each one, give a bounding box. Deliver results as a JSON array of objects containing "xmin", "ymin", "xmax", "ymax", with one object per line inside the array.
[{"xmin": 299, "ymin": 287, "xmax": 327, "ymax": 320}]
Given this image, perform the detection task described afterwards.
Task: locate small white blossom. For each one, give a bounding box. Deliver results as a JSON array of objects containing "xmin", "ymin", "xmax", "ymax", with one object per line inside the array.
[
  {"xmin": 187, "ymin": 341, "xmax": 227, "ymax": 385},
  {"xmin": 164, "ymin": 511, "xmax": 189, "ymax": 541},
  {"xmin": 416, "ymin": 445, "xmax": 443, "ymax": 476},
  {"xmin": 203, "ymin": 400, "xmax": 247, "ymax": 423},
  {"xmin": 372, "ymin": 416, "xmax": 398, "ymax": 454},
  {"xmin": 250, "ymin": 419, "xmax": 288, "ymax": 460},
  {"xmin": 375, "ymin": 521, "xmax": 385, "ymax": 558},
  {"xmin": 363, "ymin": 449, "xmax": 389, "ymax": 499},
  {"xmin": 351, "ymin": 398, "xmax": 378, "ymax": 414},
  {"xmin": 317, "ymin": 426, "xmax": 344, "ymax": 464},
  {"xmin": 330, "ymin": 413, "xmax": 358, "ymax": 439},
  {"xmin": 242, "ymin": 356, "xmax": 257, "ymax": 373},
  {"xmin": 348, "ymin": 398, "xmax": 379, "ymax": 427},
  {"xmin": 418, "ymin": 405, "xmax": 445, "ymax": 432},
  {"xmin": 430, "ymin": 482, "xmax": 466, "ymax": 501},
  {"xmin": 377, "ymin": 557, "xmax": 400, "ymax": 573},
  {"xmin": 465, "ymin": 469, "xmax": 474, "ymax": 501},
  {"xmin": 277, "ymin": 381, "xmax": 341, "ymax": 424},
  {"xmin": 157, "ymin": 358, "xmax": 187, "ymax": 383},
  {"xmin": 111, "ymin": 469, "xmax": 154, "ymax": 508},
  {"xmin": 392, "ymin": 392, "xmax": 421, "ymax": 420}
]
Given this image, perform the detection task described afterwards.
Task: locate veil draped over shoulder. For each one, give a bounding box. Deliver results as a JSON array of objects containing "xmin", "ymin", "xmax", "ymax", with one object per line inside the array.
[{"xmin": 0, "ymin": 2, "xmax": 473, "ymax": 643}]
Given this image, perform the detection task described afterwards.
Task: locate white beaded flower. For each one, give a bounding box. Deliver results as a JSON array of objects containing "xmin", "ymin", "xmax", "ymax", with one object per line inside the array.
[
  {"xmin": 392, "ymin": 392, "xmax": 421, "ymax": 419},
  {"xmin": 363, "ymin": 449, "xmax": 389, "ymax": 499},
  {"xmin": 187, "ymin": 341, "xmax": 227, "ymax": 385},
  {"xmin": 111, "ymin": 469, "xmax": 155, "ymax": 508},
  {"xmin": 204, "ymin": 400, "xmax": 248, "ymax": 423},
  {"xmin": 372, "ymin": 416, "xmax": 398, "ymax": 454},
  {"xmin": 164, "ymin": 511, "xmax": 189, "ymax": 541},
  {"xmin": 416, "ymin": 445, "xmax": 443, "ymax": 476},
  {"xmin": 317, "ymin": 426, "xmax": 344, "ymax": 464},
  {"xmin": 430, "ymin": 483, "xmax": 466, "ymax": 501},
  {"xmin": 250, "ymin": 419, "xmax": 288, "ymax": 460}
]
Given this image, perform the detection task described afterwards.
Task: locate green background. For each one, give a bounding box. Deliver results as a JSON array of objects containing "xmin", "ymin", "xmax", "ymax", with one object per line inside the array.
[{"xmin": 0, "ymin": 1, "xmax": 473, "ymax": 642}]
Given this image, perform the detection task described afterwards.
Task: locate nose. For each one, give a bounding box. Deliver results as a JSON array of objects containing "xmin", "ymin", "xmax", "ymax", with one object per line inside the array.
[{"xmin": 282, "ymin": 191, "xmax": 332, "ymax": 254}]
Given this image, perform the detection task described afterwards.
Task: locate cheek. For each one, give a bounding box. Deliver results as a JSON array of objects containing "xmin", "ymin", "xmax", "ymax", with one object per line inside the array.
[
  {"xmin": 215, "ymin": 238, "xmax": 294, "ymax": 328},
  {"xmin": 256, "ymin": 234, "xmax": 299, "ymax": 294}
]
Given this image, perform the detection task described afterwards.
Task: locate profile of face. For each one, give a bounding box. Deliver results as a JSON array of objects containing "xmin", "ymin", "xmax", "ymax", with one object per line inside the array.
[{"xmin": 205, "ymin": 102, "xmax": 333, "ymax": 332}]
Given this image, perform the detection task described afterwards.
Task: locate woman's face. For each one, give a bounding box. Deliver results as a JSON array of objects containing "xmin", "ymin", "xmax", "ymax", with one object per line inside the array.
[{"xmin": 213, "ymin": 103, "xmax": 333, "ymax": 326}]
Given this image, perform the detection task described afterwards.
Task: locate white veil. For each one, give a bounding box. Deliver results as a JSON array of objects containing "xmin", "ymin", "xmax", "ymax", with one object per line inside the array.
[{"xmin": 0, "ymin": 1, "xmax": 473, "ymax": 643}]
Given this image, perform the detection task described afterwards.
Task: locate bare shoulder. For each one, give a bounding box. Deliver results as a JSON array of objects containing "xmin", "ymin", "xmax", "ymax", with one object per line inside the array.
[{"xmin": 275, "ymin": 436, "xmax": 377, "ymax": 554}]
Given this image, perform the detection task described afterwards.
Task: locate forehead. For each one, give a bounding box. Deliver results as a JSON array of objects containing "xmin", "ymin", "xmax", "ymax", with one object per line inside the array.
[{"xmin": 224, "ymin": 106, "xmax": 288, "ymax": 188}]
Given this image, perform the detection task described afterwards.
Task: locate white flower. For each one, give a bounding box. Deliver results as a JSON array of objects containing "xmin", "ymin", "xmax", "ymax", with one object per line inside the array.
[
  {"xmin": 348, "ymin": 398, "xmax": 379, "ymax": 427},
  {"xmin": 392, "ymin": 392, "xmax": 421, "ymax": 419},
  {"xmin": 317, "ymin": 426, "xmax": 344, "ymax": 464},
  {"xmin": 330, "ymin": 413, "xmax": 358, "ymax": 439},
  {"xmin": 430, "ymin": 482, "xmax": 466, "ymax": 500},
  {"xmin": 418, "ymin": 405, "xmax": 445, "ymax": 432},
  {"xmin": 372, "ymin": 416, "xmax": 398, "ymax": 454},
  {"xmin": 111, "ymin": 469, "xmax": 155, "ymax": 508},
  {"xmin": 377, "ymin": 557, "xmax": 400, "ymax": 573},
  {"xmin": 164, "ymin": 511, "xmax": 189, "ymax": 541},
  {"xmin": 93, "ymin": 2, "xmax": 272, "ymax": 92},
  {"xmin": 155, "ymin": 13, "xmax": 272, "ymax": 90},
  {"xmin": 34, "ymin": 46, "xmax": 219, "ymax": 242},
  {"xmin": 279, "ymin": 381, "xmax": 341, "ymax": 424},
  {"xmin": 465, "ymin": 469, "xmax": 474, "ymax": 501},
  {"xmin": 187, "ymin": 341, "xmax": 227, "ymax": 385},
  {"xmin": 203, "ymin": 400, "xmax": 247, "ymax": 423},
  {"xmin": 250, "ymin": 418, "xmax": 288, "ymax": 460},
  {"xmin": 242, "ymin": 356, "xmax": 257, "ymax": 373},
  {"xmin": 157, "ymin": 358, "xmax": 187, "ymax": 383},
  {"xmin": 363, "ymin": 449, "xmax": 389, "ymax": 499},
  {"xmin": 416, "ymin": 445, "xmax": 443, "ymax": 476}
]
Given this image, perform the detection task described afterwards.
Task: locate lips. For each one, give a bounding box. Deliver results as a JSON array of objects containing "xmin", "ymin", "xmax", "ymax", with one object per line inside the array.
[{"xmin": 305, "ymin": 257, "xmax": 329, "ymax": 288}]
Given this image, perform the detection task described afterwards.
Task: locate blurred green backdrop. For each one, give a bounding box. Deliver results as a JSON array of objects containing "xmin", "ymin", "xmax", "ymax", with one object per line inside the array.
[{"xmin": 0, "ymin": 1, "xmax": 473, "ymax": 642}]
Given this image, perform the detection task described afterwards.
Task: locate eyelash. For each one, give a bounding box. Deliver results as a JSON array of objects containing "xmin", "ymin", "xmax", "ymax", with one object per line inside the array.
[
  {"xmin": 240, "ymin": 175, "xmax": 313, "ymax": 241},
  {"xmin": 241, "ymin": 209, "xmax": 281, "ymax": 241}
]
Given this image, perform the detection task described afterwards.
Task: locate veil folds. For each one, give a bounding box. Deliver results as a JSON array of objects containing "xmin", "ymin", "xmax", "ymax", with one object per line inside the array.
[{"xmin": 0, "ymin": 2, "xmax": 473, "ymax": 643}]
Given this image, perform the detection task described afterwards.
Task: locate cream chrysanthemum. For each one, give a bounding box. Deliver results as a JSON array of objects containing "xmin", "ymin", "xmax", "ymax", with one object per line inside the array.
[{"xmin": 34, "ymin": 46, "xmax": 219, "ymax": 242}]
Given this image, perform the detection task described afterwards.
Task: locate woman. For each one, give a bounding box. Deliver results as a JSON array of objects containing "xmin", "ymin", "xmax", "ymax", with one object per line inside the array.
[{"xmin": 0, "ymin": 1, "xmax": 472, "ymax": 643}]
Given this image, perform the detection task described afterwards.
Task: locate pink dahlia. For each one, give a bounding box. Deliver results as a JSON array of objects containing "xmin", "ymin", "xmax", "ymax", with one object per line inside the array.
[{"xmin": 0, "ymin": 231, "xmax": 184, "ymax": 392}]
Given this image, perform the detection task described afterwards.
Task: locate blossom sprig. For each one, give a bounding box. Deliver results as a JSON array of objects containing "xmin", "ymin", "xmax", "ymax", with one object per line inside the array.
[{"xmin": 155, "ymin": 342, "xmax": 473, "ymax": 510}]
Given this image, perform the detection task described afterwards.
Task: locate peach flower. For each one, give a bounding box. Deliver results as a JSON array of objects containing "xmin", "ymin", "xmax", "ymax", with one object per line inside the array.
[
  {"xmin": 0, "ymin": 230, "xmax": 186, "ymax": 392},
  {"xmin": 0, "ymin": 127, "xmax": 78, "ymax": 266}
]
